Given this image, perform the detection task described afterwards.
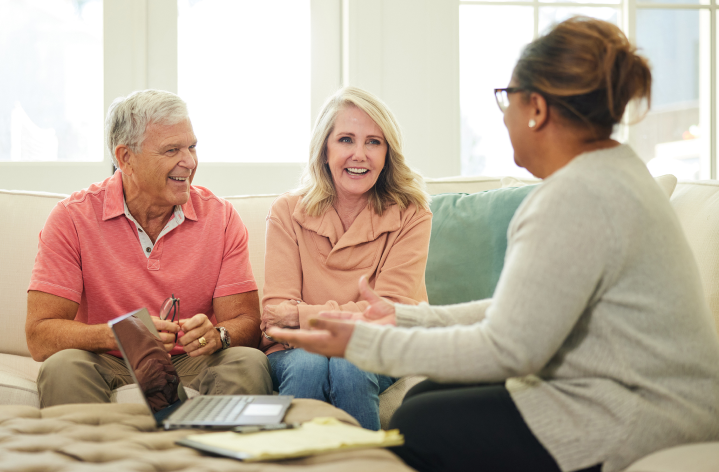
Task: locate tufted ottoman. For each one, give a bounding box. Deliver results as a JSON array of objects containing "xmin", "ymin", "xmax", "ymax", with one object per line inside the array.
[{"xmin": 0, "ymin": 399, "xmax": 413, "ymax": 471}]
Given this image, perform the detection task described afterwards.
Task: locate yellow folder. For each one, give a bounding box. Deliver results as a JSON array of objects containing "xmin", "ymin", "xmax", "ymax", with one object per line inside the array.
[{"xmin": 177, "ymin": 417, "xmax": 404, "ymax": 462}]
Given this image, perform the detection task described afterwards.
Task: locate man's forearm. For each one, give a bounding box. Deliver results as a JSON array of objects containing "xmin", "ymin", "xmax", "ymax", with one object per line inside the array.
[
  {"xmin": 27, "ymin": 319, "xmax": 117, "ymax": 362},
  {"xmin": 217, "ymin": 316, "xmax": 262, "ymax": 349}
]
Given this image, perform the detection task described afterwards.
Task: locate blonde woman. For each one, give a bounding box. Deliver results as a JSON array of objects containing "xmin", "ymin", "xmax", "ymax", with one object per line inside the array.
[{"xmin": 260, "ymin": 86, "xmax": 431, "ymax": 430}]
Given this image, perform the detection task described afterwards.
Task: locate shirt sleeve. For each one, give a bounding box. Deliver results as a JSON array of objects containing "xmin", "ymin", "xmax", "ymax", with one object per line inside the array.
[
  {"xmin": 261, "ymin": 197, "xmax": 304, "ymax": 310},
  {"xmin": 213, "ymin": 201, "xmax": 258, "ymax": 298},
  {"xmin": 293, "ymin": 209, "xmax": 432, "ymax": 328},
  {"xmin": 28, "ymin": 202, "xmax": 84, "ymax": 303},
  {"xmin": 345, "ymin": 181, "xmax": 615, "ymax": 382}
]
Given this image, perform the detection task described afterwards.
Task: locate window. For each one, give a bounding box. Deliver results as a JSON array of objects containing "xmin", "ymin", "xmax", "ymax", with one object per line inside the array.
[
  {"xmin": 177, "ymin": 0, "xmax": 311, "ymax": 163},
  {"xmin": 460, "ymin": 0, "xmax": 714, "ymax": 180},
  {"xmin": 0, "ymin": 0, "xmax": 103, "ymax": 162}
]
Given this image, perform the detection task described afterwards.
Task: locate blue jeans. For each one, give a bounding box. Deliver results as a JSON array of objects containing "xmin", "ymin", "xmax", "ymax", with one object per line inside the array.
[{"xmin": 268, "ymin": 348, "xmax": 396, "ymax": 430}]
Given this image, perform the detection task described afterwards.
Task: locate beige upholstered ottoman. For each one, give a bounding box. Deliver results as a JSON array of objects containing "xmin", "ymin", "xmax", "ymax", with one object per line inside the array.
[{"xmin": 0, "ymin": 399, "xmax": 413, "ymax": 471}]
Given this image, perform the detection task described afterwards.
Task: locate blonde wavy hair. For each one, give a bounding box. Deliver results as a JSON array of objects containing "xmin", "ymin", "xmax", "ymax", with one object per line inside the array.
[{"xmin": 297, "ymin": 86, "xmax": 430, "ymax": 217}]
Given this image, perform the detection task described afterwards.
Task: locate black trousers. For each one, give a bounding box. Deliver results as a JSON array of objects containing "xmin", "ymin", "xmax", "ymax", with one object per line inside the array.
[{"xmin": 388, "ymin": 380, "xmax": 603, "ymax": 472}]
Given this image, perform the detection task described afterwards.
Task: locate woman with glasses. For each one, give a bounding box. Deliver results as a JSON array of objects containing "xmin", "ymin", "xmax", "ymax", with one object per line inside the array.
[
  {"xmin": 268, "ymin": 17, "xmax": 719, "ymax": 472},
  {"xmin": 259, "ymin": 86, "xmax": 432, "ymax": 431}
]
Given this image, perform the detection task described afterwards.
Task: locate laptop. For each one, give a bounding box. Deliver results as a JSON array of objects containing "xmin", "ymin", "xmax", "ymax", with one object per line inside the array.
[{"xmin": 108, "ymin": 308, "xmax": 292, "ymax": 430}]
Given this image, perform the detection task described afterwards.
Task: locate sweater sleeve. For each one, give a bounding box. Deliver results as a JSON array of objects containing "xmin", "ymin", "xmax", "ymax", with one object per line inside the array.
[
  {"xmin": 345, "ymin": 180, "xmax": 616, "ymax": 382},
  {"xmin": 395, "ymin": 299, "xmax": 493, "ymax": 328},
  {"xmin": 295, "ymin": 210, "xmax": 432, "ymax": 327}
]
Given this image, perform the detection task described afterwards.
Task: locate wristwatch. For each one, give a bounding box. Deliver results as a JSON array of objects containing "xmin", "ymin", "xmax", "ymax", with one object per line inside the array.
[{"xmin": 215, "ymin": 326, "xmax": 231, "ymax": 350}]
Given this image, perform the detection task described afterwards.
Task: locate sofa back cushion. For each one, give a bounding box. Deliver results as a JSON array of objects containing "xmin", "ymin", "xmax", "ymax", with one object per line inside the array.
[
  {"xmin": 222, "ymin": 177, "xmax": 516, "ymax": 304},
  {"xmin": 2, "ymin": 173, "xmax": 686, "ymax": 360},
  {"xmin": 424, "ymin": 176, "xmax": 536, "ymax": 195},
  {"xmin": 0, "ymin": 190, "xmax": 66, "ymax": 357},
  {"xmin": 671, "ymin": 181, "xmax": 719, "ymax": 336},
  {"xmin": 223, "ymin": 194, "xmax": 280, "ymax": 303},
  {"xmin": 424, "ymin": 174, "xmax": 677, "ymax": 307},
  {"xmin": 425, "ymin": 185, "xmax": 537, "ymax": 305}
]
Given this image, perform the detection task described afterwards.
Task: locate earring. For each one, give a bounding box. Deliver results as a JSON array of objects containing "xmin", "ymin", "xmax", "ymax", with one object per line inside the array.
[{"xmin": 528, "ymin": 119, "xmax": 536, "ymax": 128}]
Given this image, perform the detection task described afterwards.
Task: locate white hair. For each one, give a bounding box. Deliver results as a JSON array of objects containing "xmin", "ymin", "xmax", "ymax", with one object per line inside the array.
[{"xmin": 105, "ymin": 89, "xmax": 190, "ymax": 167}]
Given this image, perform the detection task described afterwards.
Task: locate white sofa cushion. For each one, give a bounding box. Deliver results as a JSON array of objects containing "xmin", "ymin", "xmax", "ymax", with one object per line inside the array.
[
  {"xmin": 0, "ymin": 353, "xmax": 42, "ymax": 407},
  {"xmin": 499, "ymin": 173, "xmax": 678, "ymax": 200},
  {"xmin": 223, "ymin": 194, "xmax": 280, "ymax": 303},
  {"xmin": 0, "ymin": 190, "xmax": 66, "ymax": 358},
  {"xmin": 425, "ymin": 175, "xmax": 531, "ymax": 194},
  {"xmin": 671, "ymin": 180, "xmax": 719, "ymax": 336}
]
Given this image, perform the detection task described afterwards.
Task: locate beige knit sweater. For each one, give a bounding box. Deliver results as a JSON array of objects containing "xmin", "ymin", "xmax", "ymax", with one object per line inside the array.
[{"xmin": 345, "ymin": 145, "xmax": 719, "ymax": 472}]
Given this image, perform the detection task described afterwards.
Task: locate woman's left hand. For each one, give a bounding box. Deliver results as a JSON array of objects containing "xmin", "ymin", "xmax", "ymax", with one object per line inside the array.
[
  {"xmin": 261, "ymin": 301, "xmax": 300, "ymax": 331},
  {"xmin": 267, "ymin": 318, "xmax": 355, "ymax": 358}
]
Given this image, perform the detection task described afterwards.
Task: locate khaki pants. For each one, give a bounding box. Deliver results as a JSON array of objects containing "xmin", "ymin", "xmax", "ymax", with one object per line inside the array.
[{"xmin": 37, "ymin": 347, "xmax": 272, "ymax": 408}]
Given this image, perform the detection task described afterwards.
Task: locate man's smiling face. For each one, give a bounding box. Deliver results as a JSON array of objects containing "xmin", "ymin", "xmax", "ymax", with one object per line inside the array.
[{"xmin": 130, "ymin": 119, "xmax": 198, "ymax": 208}]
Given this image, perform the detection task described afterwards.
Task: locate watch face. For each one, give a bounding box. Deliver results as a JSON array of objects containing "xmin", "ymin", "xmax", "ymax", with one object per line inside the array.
[{"xmin": 217, "ymin": 327, "xmax": 230, "ymax": 349}]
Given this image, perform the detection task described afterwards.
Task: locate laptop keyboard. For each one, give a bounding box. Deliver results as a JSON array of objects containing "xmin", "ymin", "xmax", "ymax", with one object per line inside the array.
[{"xmin": 172, "ymin": 396, "xmax": 253, "ymax": 423}]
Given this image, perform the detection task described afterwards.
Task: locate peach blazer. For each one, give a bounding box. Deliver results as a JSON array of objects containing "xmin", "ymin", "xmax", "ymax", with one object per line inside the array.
[{"xmin": 261, "ymin": 193, "xmax": 432, "ymax": 354}]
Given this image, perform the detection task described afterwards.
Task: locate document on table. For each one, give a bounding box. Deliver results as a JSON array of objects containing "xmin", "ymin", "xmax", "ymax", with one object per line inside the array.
[{"xmin": 177, "ymin": 417, "xmax": 404, "ymax": 462}]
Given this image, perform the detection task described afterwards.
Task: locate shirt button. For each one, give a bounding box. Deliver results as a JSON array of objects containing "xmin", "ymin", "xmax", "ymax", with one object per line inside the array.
[
  {"xmin": 138, "ymin": 228, "xmax": 143, "ymax": 232},
  {"xmin": 146, "ymin": 247, "xmax": 151, "ymax": 253}
]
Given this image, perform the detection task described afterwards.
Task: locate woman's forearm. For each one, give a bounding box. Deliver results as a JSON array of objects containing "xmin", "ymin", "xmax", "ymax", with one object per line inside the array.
[{"xmin": 395, "ymin": 299, "xmax": 492, "ymax": 328}]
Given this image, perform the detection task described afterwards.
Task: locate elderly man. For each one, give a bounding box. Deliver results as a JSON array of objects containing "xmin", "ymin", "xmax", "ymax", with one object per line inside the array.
[{"xmin": 26, "ymin": 90, "xmax": 272, "ymax": 407}]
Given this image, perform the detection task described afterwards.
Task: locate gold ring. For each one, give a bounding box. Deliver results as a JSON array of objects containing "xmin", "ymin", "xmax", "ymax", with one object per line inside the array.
[{"xmin": 198, "ymin": 336, "xmax": 207, "ymax": 347}]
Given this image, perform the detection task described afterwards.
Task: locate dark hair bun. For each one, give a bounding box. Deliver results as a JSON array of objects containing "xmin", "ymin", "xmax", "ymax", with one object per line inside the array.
[{"xmin": 513, "ymin": 16, "xmax": 651, "ymax": 131}]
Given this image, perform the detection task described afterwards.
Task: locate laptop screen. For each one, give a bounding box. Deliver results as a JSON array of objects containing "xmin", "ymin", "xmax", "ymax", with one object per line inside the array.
[{"xmin": 109, "ymin": 308, "xmax": 187, "ymax": 415}]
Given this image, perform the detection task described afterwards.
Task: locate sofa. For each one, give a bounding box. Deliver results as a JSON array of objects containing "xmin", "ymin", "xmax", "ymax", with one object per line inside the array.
[{"xmin": 0, "ymin": 173, "xmax": 718, "ymax": 471}]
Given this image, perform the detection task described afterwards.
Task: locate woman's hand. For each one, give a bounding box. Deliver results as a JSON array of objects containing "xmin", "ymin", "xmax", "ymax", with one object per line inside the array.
[
  {"xmin": 319, "ymin": 276, "xmax": 397, "ymax": 325},
  {"xmin": 261, "ymin": 301, "xmax": 300, "ymax": 331},
  {"xmin": 267, "ymin": 318, "xmax": 355, "ymax": 358}
]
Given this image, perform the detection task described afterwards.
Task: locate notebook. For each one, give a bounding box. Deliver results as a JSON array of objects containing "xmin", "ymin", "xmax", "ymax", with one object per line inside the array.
[
  {"xmin": 108, "ymin": 307, "xmax": 292, "ymax": 430},
  {"xmin": 177, "ymin": 417, "xmax": 404, "ymax": 461}
]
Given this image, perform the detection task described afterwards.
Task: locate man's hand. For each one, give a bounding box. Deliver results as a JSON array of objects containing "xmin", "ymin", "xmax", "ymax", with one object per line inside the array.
[
  {"xmin": 261, "ymin": 301, "xmax": 300, "ymax": 331},
  {"xmin": 267, "ymin": 318, "xmax": 355, "ymax": 358},
  {"xmin": 178, "ymin": 314, "xmax": 221, "ymax": 357},
  {"xmin": 151, "ymin": 316, "xmax": 180, "ymax": 353},
  {"xmin": 318, "ymin": 276, "xmax": 397, "ymax": 325}
]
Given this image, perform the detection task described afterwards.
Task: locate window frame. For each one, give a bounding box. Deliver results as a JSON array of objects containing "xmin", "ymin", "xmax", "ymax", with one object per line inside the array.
[
  {"xmin": 459, "ymin": 0, "xmax": 718, "ymax": 179},
  {"xmin": 0, "ymin": 0, "xmax": 341, "ymax": 196}
]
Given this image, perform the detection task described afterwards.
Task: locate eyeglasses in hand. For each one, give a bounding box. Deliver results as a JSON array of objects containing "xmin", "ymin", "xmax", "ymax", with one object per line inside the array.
[{"xmin": 159, "ymin": 294, "xmax": 180, "ymax": 342}]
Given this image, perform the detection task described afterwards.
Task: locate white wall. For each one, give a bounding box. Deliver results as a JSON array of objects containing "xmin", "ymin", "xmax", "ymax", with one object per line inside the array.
[
  {"xmin": 0, "ymin": 0, "xmax": 460, "ymax": 196},
  {"xmin": 343, "ymin": 0, "xmax": 460, "ymax": 178}
]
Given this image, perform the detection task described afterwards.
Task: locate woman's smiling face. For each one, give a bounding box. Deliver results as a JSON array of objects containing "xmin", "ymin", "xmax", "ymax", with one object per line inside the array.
[{"xmin": 325, "ymin": 105, "xmax": 387, "ymax": 202}]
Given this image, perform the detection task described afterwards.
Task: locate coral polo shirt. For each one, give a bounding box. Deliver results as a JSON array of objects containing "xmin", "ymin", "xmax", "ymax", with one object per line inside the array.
[{"xmin": 29, "ymin": 171, "xmax": 257, "ymax": 355}]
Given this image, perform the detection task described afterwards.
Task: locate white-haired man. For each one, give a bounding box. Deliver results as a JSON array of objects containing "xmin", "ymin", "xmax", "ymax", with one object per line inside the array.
[{"xmin": 26, "ymin": 90, "xmax": 272, "ymax": 406}]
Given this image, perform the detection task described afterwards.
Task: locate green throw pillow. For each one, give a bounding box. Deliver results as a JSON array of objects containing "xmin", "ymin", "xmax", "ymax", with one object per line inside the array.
[{"xmin": 426, "ymin": 185, "xmax": 538, "ymax": 305}]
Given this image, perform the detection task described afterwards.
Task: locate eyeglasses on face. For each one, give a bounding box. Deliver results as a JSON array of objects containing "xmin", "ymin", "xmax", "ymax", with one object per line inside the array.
[{"xmin": 494, "ymin": 87, "xmax": 525, "ymax": 113}]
